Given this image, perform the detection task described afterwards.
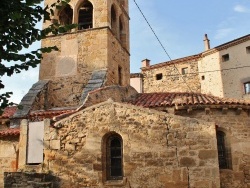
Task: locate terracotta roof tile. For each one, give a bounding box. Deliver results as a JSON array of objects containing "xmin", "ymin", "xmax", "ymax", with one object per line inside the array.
[
  {"xmin": 0, "ymin": 128, "xmax": 20, "ymax": 137},
  {"xmin": 141, "ymin": 54, "xmax": 201, "ymax": 71},
  {"xmin": 0, "ymin": 106, "xmax": 17, "ymax": 118},
  {"xmin": 29, "ymin": 109, "xmax": 76, "ymax": 120},
  {"xmin": 129, "ymin": 92, "xmax": 250, "ymax": 108}
]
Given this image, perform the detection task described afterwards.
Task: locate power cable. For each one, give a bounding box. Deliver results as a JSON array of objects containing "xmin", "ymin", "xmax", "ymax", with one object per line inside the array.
[
  {"xmin": 132, "ymin": 0, "xmax": 196, "ymax": 93},
  {"xmin": 152, "ymin": 65, "xmax": 250, "ymax": 77},
  {"xmin": 132, "ymin": 0, "xmax": 172, "ymax": 61}
]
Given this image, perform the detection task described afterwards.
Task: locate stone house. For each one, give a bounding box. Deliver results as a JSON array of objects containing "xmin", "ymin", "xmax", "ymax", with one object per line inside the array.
[
  {"xmin": 1, "ymin": 0, "xmax": 250, "ymax": 187},
  {"xmin": 136, "ymin": 34, "xmax": 250, "ymax": 100}
]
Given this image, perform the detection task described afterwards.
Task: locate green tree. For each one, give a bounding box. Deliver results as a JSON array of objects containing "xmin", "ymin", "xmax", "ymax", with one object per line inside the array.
[{"xmin": 0, "ymin": 0, "xmax": 76, "ymax": 112}]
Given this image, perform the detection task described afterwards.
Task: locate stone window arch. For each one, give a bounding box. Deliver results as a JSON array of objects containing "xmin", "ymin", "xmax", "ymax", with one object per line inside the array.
[
  {"xmin": 102, "ymin": 132, "xmax": 123, "ymax": 180},
  {"xmin": 216, "ymin": 129, "xmax": 231, "ymax": 169},
  {"xmin": 59, "ymin": 4, "xmax": 73, "ymax": 25},
  {"xmin": 111, "ymin": 4, "xmax": 117, "ymax": 35},
  {"xmin": 78, "ymin": 0, "xmax": 93, "ymax": 30},
  {"xmin": 119, "ymin": 15, "xmax": 126, "ymax": 48}
]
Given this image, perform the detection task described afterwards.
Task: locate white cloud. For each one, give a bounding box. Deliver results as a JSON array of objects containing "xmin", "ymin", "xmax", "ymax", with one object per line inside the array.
[
  {"xmin": 214, "ymin": 28, "xmax": 233, "ymax": 39},
  {"xmin": 234, "ymin": 5, "xmax": 248, "ymax": 13}
]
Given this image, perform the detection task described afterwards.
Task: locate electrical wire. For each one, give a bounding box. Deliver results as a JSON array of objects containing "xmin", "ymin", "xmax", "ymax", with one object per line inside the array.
[
  {"xmin": 151, "ymin": 65, "xmax": 250, "ymax": 77},
  {"xmin": 132, "ymin": 0, "xmax": 250, "ymax": 97},
  {"xmin": 132, "ymin": 0, "xmax": 196, "ymax": 93}
]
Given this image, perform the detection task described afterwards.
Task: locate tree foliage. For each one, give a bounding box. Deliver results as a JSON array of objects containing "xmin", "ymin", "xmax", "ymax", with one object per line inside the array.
[{"xmin": 0, "ymin": 0, "xmax": 76, "ymax": 112}]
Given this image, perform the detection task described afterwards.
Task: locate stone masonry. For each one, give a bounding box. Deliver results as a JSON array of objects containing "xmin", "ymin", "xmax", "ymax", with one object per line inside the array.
[
  {"xmin": 21, "ymin": 100, "xmax": 221, "ymax": 188},
  {"xmin": 36, "ymin": 0, "xmax": 130, "ymax": 109},
  {"xmin": 141, "ymin": 55, "xmax": 201, "ymax": 93},
  {"xmin": 173, "ymin": 108, "xmax": 250, "ymax": 188},
  {"xmin": 0, "ymin": 136, "xmax": 19, "ymax": 187}
]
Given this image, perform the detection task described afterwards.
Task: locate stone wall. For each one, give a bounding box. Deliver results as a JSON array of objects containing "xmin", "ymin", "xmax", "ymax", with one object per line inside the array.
[
  {"xmin": 34, "ymin": 101, "xmax": 220, "ymax": 187},
  {"xmin": 172, "ymin": 107, "xmax": 250, "ymax": 188},
  {"xmin": 142, "ymin": 58, "xmax": 201, "ymax": 93},
  {"xmin": 4, "ymin": 172, "xmax": 60, "ymax": 188},
  {"xmin": 0, "ymin": 136, "xmax": 19, "ymax": 187},
  {"xmin": 35, "ymin": 0, "xmax": 130, "ymax": 109},
  {"xmin": 40, "ymin": 29, "xmax": 107, "ymax": 107},
  {"xmin": 39, "ymin": 29, "xmax": 129, "ymax": 108},
  {"xmin": 107, "ymin": 29, "xmax": 130, "ymax": 87},
  {"xmin": 43, "ymin": 0, "xmax": 126, "ymax": 29},
  {"xmin": 81, "ymin": 85, "xmax": 138, "ymax": 109}
]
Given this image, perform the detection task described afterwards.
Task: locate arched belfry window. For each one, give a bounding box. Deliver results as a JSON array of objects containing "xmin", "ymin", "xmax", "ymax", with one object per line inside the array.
[
  {"xmin": 59, "ymin": 4, "xmax": 73, "ymax": 25},
  {"xmin": 78, "ymin": 1, "xmax": 93, "ymax": 30},
  {"xmin": 216, "ymin": 130, "xmax": 229, "ymax": 169},
  {"xmin": 111, "ymin": 5, "xmax": 117, "ymax": 35},
  {"xmin": 106, "ymin": 134, "xmax": 123, "ymax": 180}
]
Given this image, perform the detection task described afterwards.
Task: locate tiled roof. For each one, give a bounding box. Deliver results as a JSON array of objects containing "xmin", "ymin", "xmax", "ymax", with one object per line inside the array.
[
  {"xmin": 29, "ymin": 109, "xmax": 75, "ymax": 117},
  {"xmin": 0, "ymin": 106, "xmax": 75, "ymax": 120},
  {"xmin": 214, "ymin": 34, "xmax": 250, "ymax": 51},
  {"xmin": 141, "ymin": 54, "xmax": 201, "ymax": 71},
  {"xmin": 129, "ymin": 92, "xmax": 250, "ymax": 108},
  {"xmin": 203, "ymin": 34, "xmax": 250, "ymax": 57},
  {"xmin": 0, "ymin": 128, "xmax": 20, "ymax": 137},
  {"xmin": 0, "ymin": 109, "xmax": 74, "ymax": 137},
  {"xmin": 0, "ymin": 106, "xmax": 17, "ymax": 118},
  {"xmin": 29, "ymin": 109, "xmax": 76, "ymax": 121},
  {"xmin": 140, "ymin": 34, "xmax": 250, "ymax": 71}
]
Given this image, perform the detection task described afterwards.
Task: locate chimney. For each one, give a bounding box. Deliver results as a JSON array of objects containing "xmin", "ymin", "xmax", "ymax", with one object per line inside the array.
[
  {"xmin": 203, "ymin": 34, "xmax": 210, "ymax": 51},
  {"xmin": 141, "ymin": 59, "xmax": 150, "ymax": 68}
]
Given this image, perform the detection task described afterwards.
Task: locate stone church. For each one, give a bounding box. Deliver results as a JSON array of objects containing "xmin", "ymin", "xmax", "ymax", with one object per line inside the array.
[{"xmin": 0, "ymin": 0, "xmax": 250, "ymax": 187}]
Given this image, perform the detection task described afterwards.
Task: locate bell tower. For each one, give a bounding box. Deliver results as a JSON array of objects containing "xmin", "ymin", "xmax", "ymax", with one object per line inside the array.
[{"xmin": 39, "ymin": 0, "xmax": 130, "ymax": 108}]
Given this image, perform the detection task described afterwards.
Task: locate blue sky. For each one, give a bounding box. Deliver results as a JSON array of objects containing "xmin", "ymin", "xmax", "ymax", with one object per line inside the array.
[{"xmin": 1, "ymin": 0, "xmax": 250, "ymax": 103}]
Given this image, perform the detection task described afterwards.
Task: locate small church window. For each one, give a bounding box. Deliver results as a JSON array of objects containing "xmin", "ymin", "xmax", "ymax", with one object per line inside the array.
[
  {"xmin": 106, "ymin": 134, "xmax": 123, "ymax": 180},
  {"xmin": 78, "ymin": 0, "xmax": 93, "ymax": 30},
  {"xmin": 59, "ymin": 4, "xmax": 73, "ymax": 25},
  {"xmin": 216, "ymin": 130, "xmax": 228, "ymax": 169}
]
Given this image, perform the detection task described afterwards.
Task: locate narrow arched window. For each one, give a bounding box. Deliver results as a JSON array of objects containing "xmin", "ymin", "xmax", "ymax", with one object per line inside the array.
[
  {"xmin": 59, "ymin": 4, "xmax": 73, "ymax": 25},
  {"xmin": 118, "ymin": 66, "xmax": 122, "ymax": 85},
  {"xmin": 111, "ymin": 5, "xmax": 117, "ymax": 35},
  {"xmin": 119, "ymin": 16, "xmax": 126, "ymax": 48},
  {"xmin": 107, "ymin": 134, "xmax": 123, "ymax": 180},
  {"xmin": 78, "ymin": 1, "xmax": 93, "ymax": 30},
  {"xmin": 216, "ymin": 130, "xmax": 228, "ymax": 169}
]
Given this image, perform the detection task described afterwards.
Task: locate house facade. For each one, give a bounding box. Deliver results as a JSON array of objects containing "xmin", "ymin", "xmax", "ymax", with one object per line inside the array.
[
  {"xmin": 1, "ymin": 0, "xmax": 250, "ymax": 187},
  {"xmin": 138, "ymin": 34, "xmax": 250, "ymax": 100},
  {"xmin": 199, "ymin": 35, "xmax": 250, "ymax": 100}
]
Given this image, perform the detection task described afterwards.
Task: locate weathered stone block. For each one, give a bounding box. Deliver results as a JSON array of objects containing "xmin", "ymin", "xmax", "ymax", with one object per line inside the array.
[
  {"xmin": 50, "ymin": 140, "xmax": 60, "ymax": 150},
  {"xmin": 65, "ymin": 143, "xmax": 75, "ymax": 151},
  {"xmin": 198, "ymin": 150, "xmax": 217, "ymax": 159},
  {"xmin": 180, "ymin": 157, "xmax": 196, "ymax": 167},
  {"xmin": 93, "ymin": 163, "xmax": 102, "ymax": 171}
]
